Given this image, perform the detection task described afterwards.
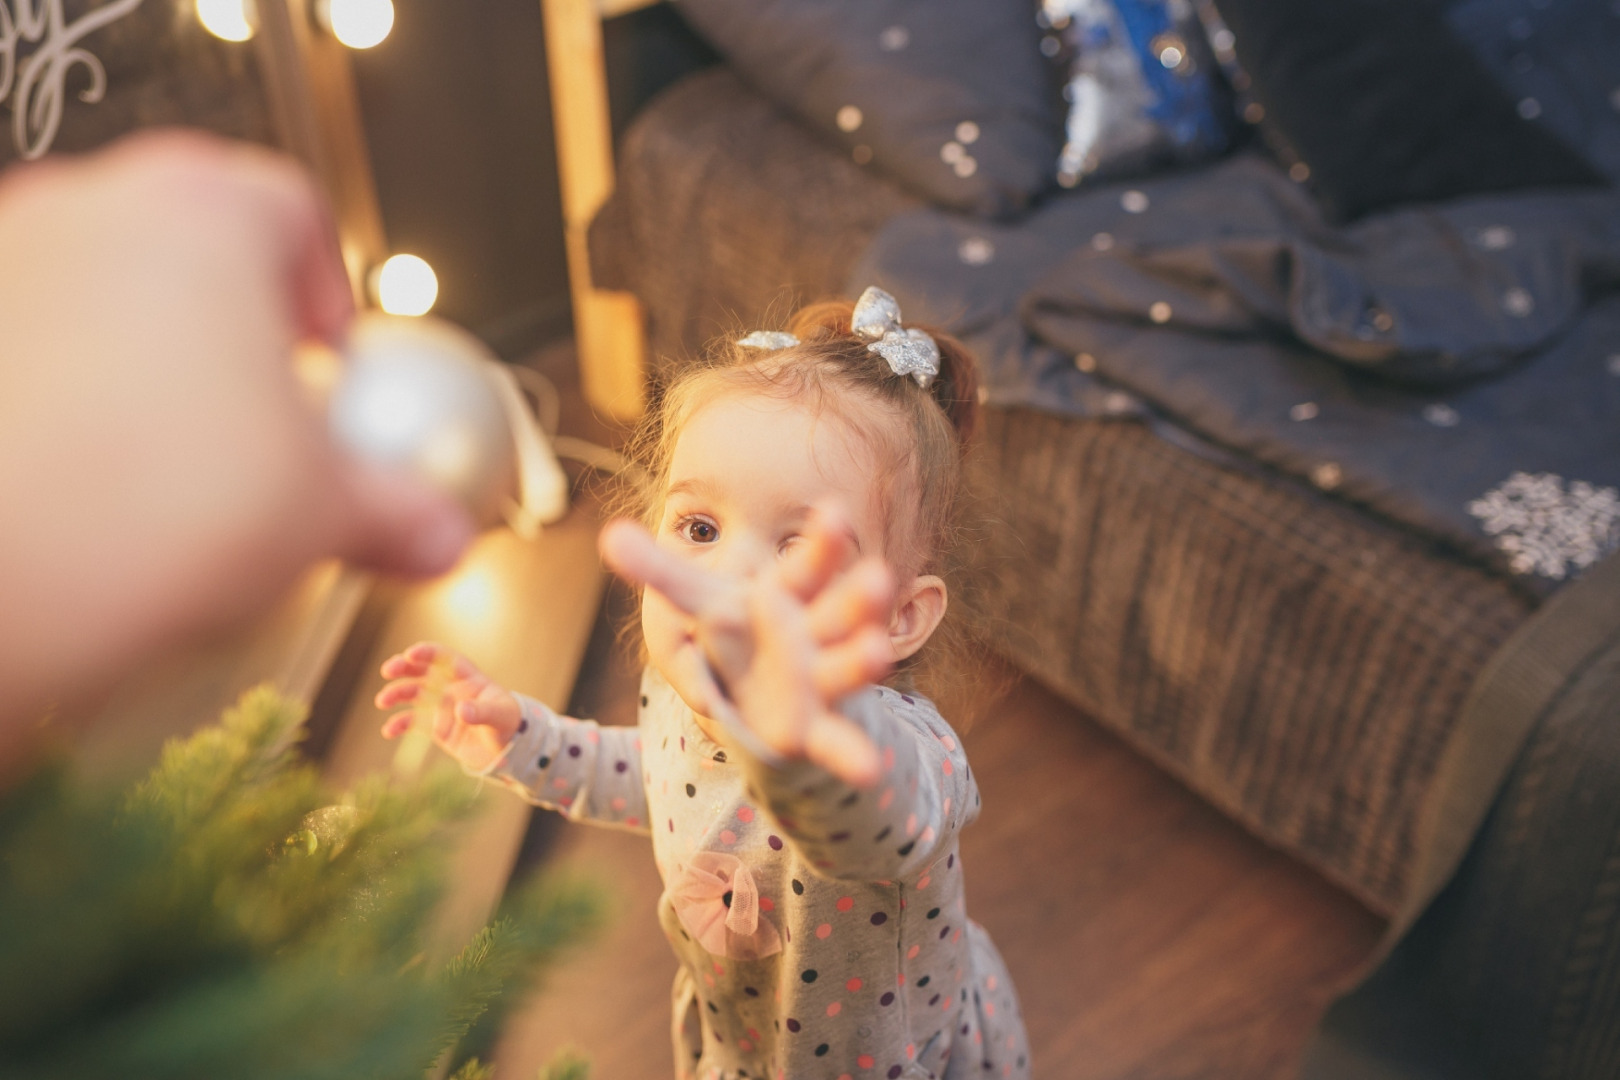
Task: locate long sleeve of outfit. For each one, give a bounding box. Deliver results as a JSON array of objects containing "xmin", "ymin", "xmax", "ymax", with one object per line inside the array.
[
  {"xmin": 479, "ymin": 669, "xmax": 1027, "ymax": 1080},
  {"xmin": 484, "ymin": 693, "xmax": 650, "ymax": 833}
]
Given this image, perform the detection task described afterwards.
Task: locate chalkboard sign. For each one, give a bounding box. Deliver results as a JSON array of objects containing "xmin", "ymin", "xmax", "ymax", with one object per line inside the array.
[{"xmin": 0, "ymin": 0, "xmax": 278, "ymax": 166}]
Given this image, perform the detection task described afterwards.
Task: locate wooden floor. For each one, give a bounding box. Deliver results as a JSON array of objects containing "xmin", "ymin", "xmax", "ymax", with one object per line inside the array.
[{"xmin": 491, "ymin": 614, "xmax": 1384, "ymax": 1080}]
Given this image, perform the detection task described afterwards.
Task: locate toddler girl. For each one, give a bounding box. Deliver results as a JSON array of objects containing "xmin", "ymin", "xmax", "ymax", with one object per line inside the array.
[{"xmin": 375, "ymin": 289, "xmax": 1029, "ymax": 1080}]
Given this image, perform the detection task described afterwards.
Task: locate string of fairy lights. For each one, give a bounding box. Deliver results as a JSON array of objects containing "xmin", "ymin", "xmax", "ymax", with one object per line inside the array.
[{"xmin": 195, "ymin": 0, "xmax": 439, "ymax": 320}]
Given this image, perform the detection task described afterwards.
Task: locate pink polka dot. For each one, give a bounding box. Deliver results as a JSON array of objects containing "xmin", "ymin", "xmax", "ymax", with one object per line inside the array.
[
  {"xmin": 749, "ymin": 1027, "xmax": 761, "ymax": 1040},
  {"xmin": 985, "ymin": 1002, "xmax": 996, "ymax": 1017},
  {"xmin": 942, "ymin": 759, "xmax": 954, "ymax": 776},
  {"xmin": 941, "ymin": 996, "xmax": 951, "ymax": 1011},
  {"xmin": 941, "ymin": 735, "xmax": 956, "ymax": 751},
  {"xmin": 906, "ymin": 1043, "xmax": 916, "ymax": 1059},
  {"xmin": 882, "ymin": 746, "xmax": 895, "ymax": 771},
  {"xmin": 816, "ymin": 923, "xmax": 833, "ymax": 939},
  {"xmin": 611, "ymin": 797, "xmax": 627, "ymax": 811},
  {"xmin": 857, "ymin": 1054, "xmax": 876, "ymax": 1069},
  {"xmin": 846, "ymin": 977, "xmax": 863, "ymax": 992},
  {"xmin": 759, "ymin": 897, "xmax": 775, "ymax": 912},
  {"xmin": 1003, "ymin": 1066, "xmax": 1012, "ymax": 1078},
  {"xmin": 898, "ymin": 973, "xmax": 907, "ymax": 984},
  {"xmin": 953, "ymin": 928, "xmax": 963, "ymax": 942},
  {"xmin": 838, "ymin": 1075, "xmax": 853, "ymax": 1080},
  {"xmin": 1006, "ymin": 1035, "xmax": 1015, "ymax": 1049},
  {"xmin": 736, "ymin": 805, "xmax": 755, "ymax": 822},
  {"xmin": 987, "ymin": 975, "xmax": 998, "ymax": 990},
  {"xmin": 634, "ymin": 737, "xmax": 642, "ymax": 751},
  {"xmin": 836, "ymin": 896, "xmax": 854, "ymax": 912},
  {"xmin": 720, "ymin": 829, "xmax": 737, "ymax": 844},
  {"xmin": 907, "ymin": 944, "xmax": 921, "ymax": 959},
  {"xmin": 878, "ymin": 788, "xmax": 895, "ymax": 810},
  {"xmin": 943, "ymin": 797, "xmax": 952, "ymax": 816},
  {"xmin": 586, "ymin": 730, "xmax": 600, "ymax": 743},
  {"xmin": 626, "ymin": 816, "xmax": 640, "ymax": 827},
  {"xmin": 917, "ymin": 876, "xmax": 931, "ymax": 889},
  {"xmin": 738, "ymin": 1039, "xmax": 753, "ymax": 1052},
  {"xmin": 826, "ymin": 1001, "xmax": 842, "ymax": 1017},
  {"xmin": 552, "ymin": 777, "xmax": 568, "ymax": 790},
  {"xmin": 906, "ymin": 813, "xmax": 918, "ymax": 837},
  {"xmin": 921, "ymin": 826, "xmax": 936, "ymax": 846},
  {"xmin": 704, "ymin": 972, "xmax": 715, "ymax": 988}
]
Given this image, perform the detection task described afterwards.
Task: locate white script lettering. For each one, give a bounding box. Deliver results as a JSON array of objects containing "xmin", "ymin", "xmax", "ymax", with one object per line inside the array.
[{"xmin": 0, "ymin": 0, "xmax": 147, "ymax": 160}]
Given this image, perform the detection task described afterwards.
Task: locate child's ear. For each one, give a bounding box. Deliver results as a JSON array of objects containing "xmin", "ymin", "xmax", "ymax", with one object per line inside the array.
[{"xmin": 888, "ymin": 574, "xmax": 947, "ymax": 662}]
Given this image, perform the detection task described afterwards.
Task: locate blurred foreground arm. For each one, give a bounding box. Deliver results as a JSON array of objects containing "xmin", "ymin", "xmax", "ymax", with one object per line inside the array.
[{"xmin": 0, "ymin": 131, "xmax": 472, "ymax": 747}]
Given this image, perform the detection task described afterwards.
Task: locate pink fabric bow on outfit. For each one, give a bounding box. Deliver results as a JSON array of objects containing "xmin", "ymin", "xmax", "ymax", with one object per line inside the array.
[{"xmin": 669, "ymin": 851, "xmax": 783, "ymax": 961}]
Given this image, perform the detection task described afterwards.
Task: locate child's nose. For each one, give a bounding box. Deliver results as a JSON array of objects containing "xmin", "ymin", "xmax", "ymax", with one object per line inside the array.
[{"xmin": 716, "ymin": 532, "xmax": 776, "ymax": 580}]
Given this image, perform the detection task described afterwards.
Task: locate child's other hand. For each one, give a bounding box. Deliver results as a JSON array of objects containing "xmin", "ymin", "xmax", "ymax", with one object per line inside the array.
[
  {"xmin": 374, "ymin": 641, "xmax": 521, "ymax": 772},
  {"xmin": 601, "ymin": 503, "xmax": 894, "ymax": 787}
]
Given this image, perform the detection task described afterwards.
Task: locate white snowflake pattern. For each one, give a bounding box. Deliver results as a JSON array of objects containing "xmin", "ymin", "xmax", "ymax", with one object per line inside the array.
[{"xmin": 1467, "ymin": 472, "xmax": 1620, "ymax": 580}]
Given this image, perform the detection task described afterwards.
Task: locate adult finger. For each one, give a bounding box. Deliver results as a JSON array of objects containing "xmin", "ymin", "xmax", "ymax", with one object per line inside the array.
[
  {"xmin": 806, "ymin": 558, "xmax": 895, "ymax": 644},
  {"xmin": 599, "ymin": 518, "xmax": 724, "ymax": 617},
  {"xmin": 804, "ymin": 711, "xmax": 881, "ymax": 788},
  {"xmin": 330, "ymin": 457, "xmax": 475, "ymax": 578}
]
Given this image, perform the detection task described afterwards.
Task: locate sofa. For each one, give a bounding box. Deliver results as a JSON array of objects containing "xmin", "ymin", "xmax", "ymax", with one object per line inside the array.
[{"xmin": 581, "ymin": 2, "xmax": 1620, "ymax": 1076}]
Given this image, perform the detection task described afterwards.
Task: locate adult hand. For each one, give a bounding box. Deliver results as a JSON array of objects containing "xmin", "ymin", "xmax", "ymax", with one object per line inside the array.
[{"xmin": 0, "ymin": 131, "xmax": 473, "ymax": 740}]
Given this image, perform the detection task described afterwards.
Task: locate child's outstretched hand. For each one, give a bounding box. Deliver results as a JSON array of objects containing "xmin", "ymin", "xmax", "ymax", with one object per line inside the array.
[
  {"xmin": 374, "ymin": 642, "xmax": 520, "ymax": 773},
  {"xmin": 600, "ymin": 503, "xmax": 895, "ymax": 788}
]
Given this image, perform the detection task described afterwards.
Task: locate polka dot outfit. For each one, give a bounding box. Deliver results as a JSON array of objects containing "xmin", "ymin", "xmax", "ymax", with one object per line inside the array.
[{"xmin": 484, "ymin": 668, "xmax": 1029, "ymax": 1080}]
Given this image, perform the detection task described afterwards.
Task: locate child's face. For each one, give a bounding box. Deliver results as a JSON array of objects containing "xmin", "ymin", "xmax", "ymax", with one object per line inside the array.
[{"xmin": 642, "ymin": 391, "xmax": 893, "ymax": 719}]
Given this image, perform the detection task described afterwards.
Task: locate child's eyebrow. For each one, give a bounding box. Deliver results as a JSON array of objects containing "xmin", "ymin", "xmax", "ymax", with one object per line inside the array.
[{"xmin": 664, "ymin": 477, "xmax": 718, "ymax": 500}]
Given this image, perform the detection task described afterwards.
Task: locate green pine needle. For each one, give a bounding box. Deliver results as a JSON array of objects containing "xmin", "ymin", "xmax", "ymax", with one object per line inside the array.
[{"xmin": 0, "ymin": 685, "xmax": 598, "ymax": 1080}]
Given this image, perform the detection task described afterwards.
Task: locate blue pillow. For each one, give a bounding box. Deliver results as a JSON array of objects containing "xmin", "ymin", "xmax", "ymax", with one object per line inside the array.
[{"xmin": 1041, "ymin": 0, "xmax": 1236, "ymax": 187}]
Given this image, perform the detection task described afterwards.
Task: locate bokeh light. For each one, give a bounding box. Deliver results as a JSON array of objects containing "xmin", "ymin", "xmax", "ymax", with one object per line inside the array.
[
  {"xmin": 196, "ymin": 0, "xmax": 257, "ymax": 42},
  {"xmin": 372, "ymin": 254, "xmax": 438, "ymax": 317},
  {"xmin": 318, "ymin": 0, "xmax": 395, "ymax": 49}
]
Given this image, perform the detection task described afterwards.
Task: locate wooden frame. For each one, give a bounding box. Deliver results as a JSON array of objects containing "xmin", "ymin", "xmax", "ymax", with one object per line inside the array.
[{"xmin": 540, "ymin": 0, "xmax": 660, "ymax": 422}]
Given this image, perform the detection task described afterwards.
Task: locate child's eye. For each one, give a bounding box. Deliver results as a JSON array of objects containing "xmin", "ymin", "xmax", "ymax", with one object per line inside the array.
[
  {"xmin": 777, "ymin": 534, "xmax": 803, "ymax": 558},
  {"xmin": 678, "ymin": 517, "xmax": 719, "ymax": 544}
]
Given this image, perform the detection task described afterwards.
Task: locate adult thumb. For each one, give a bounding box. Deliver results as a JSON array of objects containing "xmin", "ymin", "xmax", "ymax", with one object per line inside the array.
[{"xmin": 333, "ymin": 457, "xmax": 476, "ymax": 577}]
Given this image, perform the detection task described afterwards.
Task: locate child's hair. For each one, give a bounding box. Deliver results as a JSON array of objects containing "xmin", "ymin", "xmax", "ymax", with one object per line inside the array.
[{"xmin": 618, "ymin": 297, "xmax": 988, "ymax": 707}]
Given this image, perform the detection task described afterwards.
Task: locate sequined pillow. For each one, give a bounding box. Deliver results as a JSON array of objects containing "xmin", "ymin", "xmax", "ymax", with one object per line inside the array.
[
  {"xmin": 1038, "ymin": 0, "xmax": 1237, "ymax": 189},
  {"xmin": 1202, "ymin": 0, "xmax": 1603, "ymax": 221},
  {"xmin": 673, "ymin": 0, "xmax": 1061, "ymax": 219}
]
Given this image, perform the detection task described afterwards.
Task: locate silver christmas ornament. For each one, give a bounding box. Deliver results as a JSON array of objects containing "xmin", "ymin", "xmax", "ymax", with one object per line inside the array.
[{"xmin": 329, "ymin": 313, "xmax": 516, "ymax": 524}]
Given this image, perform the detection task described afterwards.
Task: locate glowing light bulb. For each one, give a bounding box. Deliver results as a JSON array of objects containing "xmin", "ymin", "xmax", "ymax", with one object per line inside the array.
[
  {"xmin": 371, "ymin": 254, "xmax": 438, "ymax": 316},
  {"xmin": 196, "ymin": 0, "xmax": 257, "ymax": 41},
  {"xmin": 316, "ymin": 0, "xmax": 394, "ymax": 49}
]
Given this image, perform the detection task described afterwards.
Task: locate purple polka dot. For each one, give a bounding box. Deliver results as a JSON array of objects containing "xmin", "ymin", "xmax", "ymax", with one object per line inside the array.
[
  {"xmin": 929, "ymin": 994, "xmax": 940, "ymax": 1006},
  {"xmin": 870, "ymin": 911, "xmax": 888, "ymax": 926},
  {"xmin": 830, "ymin": 831, "xmax": 850, "ymax": 842},
  {"xmin": 889, "ymin": 1066, "xmax": 903, "ymax": 1078},
  {"xmin": 768, "ymin": 835, "xmax": 784, "ymax": 850},
  {"xmin": 901, "ymin": 695, "xmax": 914, "ymax": 705},
  {"xmin": 615, "ymin": 760, "xmax": 628, "ymax": 772},
  {"xmin": 680, "ymin": 736, "xmax": 686, "ymax": 750},
  {"xmin": 787, "ymin": 1018, "xmax": 801, "ymax": 1033},
  {"xmin": 948, "ymin": 854, "xmax": 955, "ymax": 869},
  {"xmin": 517, "ymin": 719, "xmax": 529, "ymax": 733},
  {"xmin": 940, "ymin": 925, "xmax": 951, "ymax": 939},
  {"xmin": 880, "ymin": 992, "xmax": 895, "ymax": 1006},
  {"xmin": 567, "ymin": 745, "xmax": 582, "ymax": 758},
  {"xmin": 744, "ymin": 986, "xmax": 758, "ymax": 997},
  {"xmin": 668, "ymin": 819, "xmax": 675, "ymax": 832}
]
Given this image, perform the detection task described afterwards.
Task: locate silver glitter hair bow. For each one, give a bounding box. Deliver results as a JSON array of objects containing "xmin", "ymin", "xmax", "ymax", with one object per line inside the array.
[{"xmin": 851, "ymin": 286, "xmax": 939, "ymax": 389}]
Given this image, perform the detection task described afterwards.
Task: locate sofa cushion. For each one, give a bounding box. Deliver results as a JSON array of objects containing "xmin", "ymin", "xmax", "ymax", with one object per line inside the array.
[
  {"xmin": 673, "ymin": 0, "xmax": 1060, "ymax": 218},
  {"xmin": 1206, "ymin": 0, "xmax": 1603, "ymax": 220}
]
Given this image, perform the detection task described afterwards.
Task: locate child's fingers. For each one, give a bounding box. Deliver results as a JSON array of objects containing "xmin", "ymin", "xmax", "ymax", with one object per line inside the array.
[
  {"xmin": 373, "ymin": 679, "xmax": 422, "ymax": 709},
  {"xmin": 600, "ymin": 518, "xmax": 724, "ymax": 617},
  {"xmin": 380, "ymin": 710, "xmax": 414, "ymax": 739},
  {"xmin": 776, "ymin": 501, "xmax": 859, "ymax": 602},
  {"xmin": 804, "ymin": 710, "xmax": 881, "ymax": 788},
  {"xmin": 380, "ymin": 641, "xmax": 476, "ymax": 680},
  {"xmin": 813, "ymin": 627, "xmax": 895, "ymax": 701},
  {"xmin": 806, "ymin": 558, "xmax": 895, "ymax": 645}
]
